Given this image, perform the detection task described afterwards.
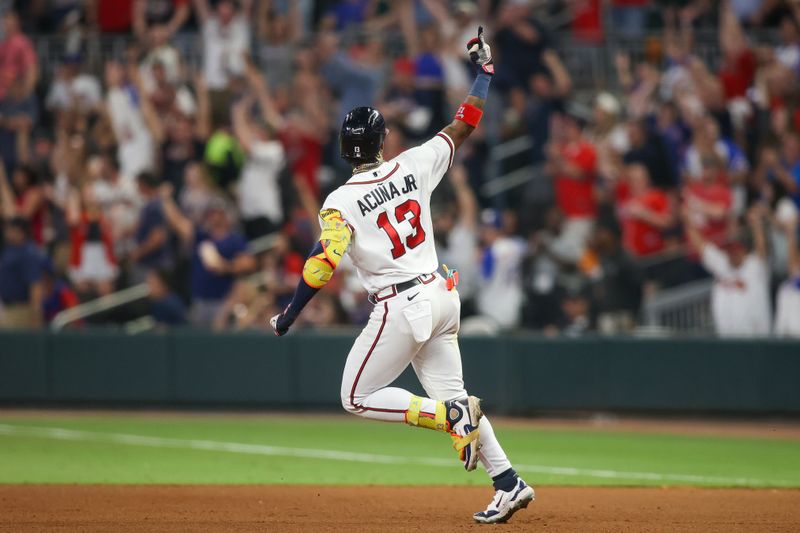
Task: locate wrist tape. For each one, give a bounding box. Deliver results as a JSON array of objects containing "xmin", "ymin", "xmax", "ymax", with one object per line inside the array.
[{"xmin": 454, "ymin": 103, "xmax": 482, "ymax": 128}]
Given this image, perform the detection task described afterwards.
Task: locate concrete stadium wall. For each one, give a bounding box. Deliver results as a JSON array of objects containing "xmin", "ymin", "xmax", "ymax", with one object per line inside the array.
[{"xmin": 1, "ymin": 331, "xmax": 799, "ymax": 414}]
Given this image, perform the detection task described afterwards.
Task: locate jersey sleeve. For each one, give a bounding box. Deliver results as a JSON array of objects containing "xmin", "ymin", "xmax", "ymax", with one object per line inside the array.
[
  {"xmin": 320, "ymin": 192, "xmax": 351, "ymax": 230},
  {"xmin": 400, "ymin": 131, "xmax": 455, "ymax": 192}
]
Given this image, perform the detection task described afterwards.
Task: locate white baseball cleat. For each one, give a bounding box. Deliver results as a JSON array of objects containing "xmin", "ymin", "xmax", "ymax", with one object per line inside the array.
[
  {"xmin": 446, "ymin": 395, "xmax": 483, "ymax": 471},
  {"xmin": 473, "ymin": 477, "xmax": 535, "ymax": 524}
]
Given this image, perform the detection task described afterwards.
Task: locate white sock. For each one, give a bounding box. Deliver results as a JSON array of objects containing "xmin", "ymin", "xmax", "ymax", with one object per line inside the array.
[{"xmin": 477, "ymin": 416, "xmax": 513, "ymax": 478}]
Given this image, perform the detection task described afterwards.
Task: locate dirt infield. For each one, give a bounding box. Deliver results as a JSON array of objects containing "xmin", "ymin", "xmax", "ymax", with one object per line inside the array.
[{"xmin": 1, "ymin": 485, "xmax": 798, "ymax": 532}]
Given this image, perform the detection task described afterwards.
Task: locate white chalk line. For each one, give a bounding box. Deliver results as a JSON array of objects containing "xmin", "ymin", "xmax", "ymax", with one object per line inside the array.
[{"xmin": 0, "ymin": 423, "xmax": 793, "ymax": 487}]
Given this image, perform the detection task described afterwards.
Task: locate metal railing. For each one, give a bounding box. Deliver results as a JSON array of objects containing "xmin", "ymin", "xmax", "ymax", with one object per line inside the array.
[
  {"xmin": 642, "ymin": 278, "xmax": 714, "ymax": 334},
  {"xmin": 50, "ymin": 283, "xmax": 150, "ymax": 331},
  {"xmin": 482, "ymin": 135, "xmax": 536, "ymax": 198},
  {"xmin": 50, "ymin": 231, "xmax": 280, "ymax": 331}
]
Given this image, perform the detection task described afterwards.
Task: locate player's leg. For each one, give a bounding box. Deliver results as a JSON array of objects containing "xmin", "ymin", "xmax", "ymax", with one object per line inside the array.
[
  {"xmin": 411, "ymin": 329, "xmax": 512, "ymax": 478},
  {"xmin": 412, "ymin": 289, "xmax": 534, "ymax": 523},
  {"xmin": 340, "ymin": 300, "xmax": 422, "ymax": 422},
  {"xmin": 340, "ymin": 288, "xmax": 480, "ymax": 455}
]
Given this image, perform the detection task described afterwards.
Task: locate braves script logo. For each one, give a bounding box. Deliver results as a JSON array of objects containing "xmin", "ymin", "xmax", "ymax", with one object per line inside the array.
[{"xmin": 456, "ymin": 105, "xmax": 466, "ymax": 120}]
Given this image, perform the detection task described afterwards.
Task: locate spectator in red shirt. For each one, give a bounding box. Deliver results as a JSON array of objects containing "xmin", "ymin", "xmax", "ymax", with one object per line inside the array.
[
  {"xmin": 570, "ymin": 0, "xmax": 603, "ymax": 44},
  {"xmin": 66, "ymin": 183, "xmax": 118, "ymax": 298},
  {"xmin": 545, "ymin": 111, "xmax": 598, "ymax": 254},
  {"xmin": 682, "ymin": 155, "xmax": 734, "ymax": 256},
  {"xmin": 0, "ymin": 11, "xmax": 37, "ymax": 101},
  {"xmin": 89, "ymin": 0, "xmax": 135, "ymax": 33},
  {"xmin": 279, "ymin": 113, "xmax": 323, "ymax": 199},
  {"xmin": 617, "ymin": 164, "xmax": 675, "ymax": 257}
]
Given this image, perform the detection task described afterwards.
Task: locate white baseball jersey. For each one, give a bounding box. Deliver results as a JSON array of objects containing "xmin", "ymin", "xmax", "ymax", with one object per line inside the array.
[
  {"xmin": 702, "ymin": 244, "xmax": 772, "ymax": 337},
  {"xmin": 774, "ymin": 277, "xmax": 800, "ymax": 337},
  {"xmin": 321, "ymin": 132, "xmax": 455, "ymax": 293},
  {"xmin": 328, "ymin": 129, "xmax": 515, "ymax": 482}
]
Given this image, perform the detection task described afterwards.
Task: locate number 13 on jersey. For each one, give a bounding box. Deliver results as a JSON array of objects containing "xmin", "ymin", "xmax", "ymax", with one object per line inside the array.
[{"xmin": 376, "ymin": 199, "xmax": 427, "ymax": 259}]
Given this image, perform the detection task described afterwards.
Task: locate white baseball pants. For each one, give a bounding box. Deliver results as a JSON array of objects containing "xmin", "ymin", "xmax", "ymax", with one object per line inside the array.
[{"xmin": 340, "ymin": 274, "xmax": 512, "ymax": 478}]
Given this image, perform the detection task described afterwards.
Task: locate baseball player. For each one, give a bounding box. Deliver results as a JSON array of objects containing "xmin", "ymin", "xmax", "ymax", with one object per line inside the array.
[{"xmin": 271, "ymin": 28, "xmax": 534, "ymax": 524}]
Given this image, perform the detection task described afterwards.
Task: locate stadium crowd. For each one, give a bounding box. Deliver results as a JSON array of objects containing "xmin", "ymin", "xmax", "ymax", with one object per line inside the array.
[{"xmin": 0, "ymin": 0, "xmax": 800, "ymax": 337}]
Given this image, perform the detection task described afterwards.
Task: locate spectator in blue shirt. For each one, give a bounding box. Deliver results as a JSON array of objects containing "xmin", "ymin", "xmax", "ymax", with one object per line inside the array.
[
  {"xmin": 146, "ymin": 269, "xmax": 187, "ymax": 327},
  {"xmin": 41, "ymin": 258, "xmax": 79, "ymax": 324},
  {"xmin": 159, "ymin": 184, "xmax": 255, "ymax": 326},
  {"xmin": 412, "ymin": 25, "xmax": 447, "ymax": 138},
  {"xmin": 780, "ymin": 133, "xmax": 800, "ymax": 209},
  {"xmin": 322, "ymin": 0, "xmax": 372, "ymax": 31},
  {"xmin": 0, "ymin": 217, "xmax": 44, "ymax": 328},
  {"xmin": 130, "ymin": 172, "xmax": 173, "ymax": 283}
]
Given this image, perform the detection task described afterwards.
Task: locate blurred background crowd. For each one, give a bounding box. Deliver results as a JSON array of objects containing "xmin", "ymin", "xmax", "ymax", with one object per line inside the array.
[{"xmin": 1, "ymin": 0, "xmax": 800, "ymax": 337}]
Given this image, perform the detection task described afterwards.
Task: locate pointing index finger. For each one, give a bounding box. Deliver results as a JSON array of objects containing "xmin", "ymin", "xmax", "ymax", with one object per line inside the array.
[{"xmin": 478, "ymin": 26, "xmax": 485, "ymax": 47}]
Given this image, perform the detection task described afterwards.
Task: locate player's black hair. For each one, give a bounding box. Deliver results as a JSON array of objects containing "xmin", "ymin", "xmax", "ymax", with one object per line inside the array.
[
  {"xmin": 7, "ymin": 216, "xmax": 30, "ymax": 237},
  {"xmin": 12, "ymin": 164, "xmax": 39, "ymax": 188},
  {"xmin": 149, "ymin": 268, "xmax": 174, "ymax": 290},
  {"xmin": 104, "ymin": 151, "xmax": 121, "ymax": 173},
  {"xmin": 136, "ymin": 171, "xmax": 161, "ymax": 189}
]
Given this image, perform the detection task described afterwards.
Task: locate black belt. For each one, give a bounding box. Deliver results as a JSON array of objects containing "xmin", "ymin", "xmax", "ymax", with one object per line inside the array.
[{"xmin": 368, "ymin": 273, "xmax": 436, "ymax": 304}]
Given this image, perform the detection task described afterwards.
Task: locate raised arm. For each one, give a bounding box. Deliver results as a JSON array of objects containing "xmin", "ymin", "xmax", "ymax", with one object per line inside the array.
[
  {"xmin": 747, "ymin": 204, "xmax": 768, "ymax": 260},
  {"xmin": 193, "ymin": 70, "xmax": 211, "ymax": 139},
  {"xmin": 65, "ymin": 186, "xmax": 82, "ymax": 226},
  {"xmin": 159, "ymin": 183, "xmax": 194, "ymax": 242},
  {"xmin": 542, "ymin": 49, "xmax": 572, "ymax": 98},
  {"xmin": 440, "ymin": 26, "xmax": 494, "ymax": 151},
  {"xmin": 781, "ymin": 212, "xmax": 800, "ymax": 276},
  {"xmin": 132, "ymin": 0, "xmax": 149, "ymax": 39},
  {"xmin": 682, "ymin": 206, "xmax": 708, "ymax": 253},
  {"xmin": 130, "ymin": 65, "xmax": 165, "ymax": 143},
  {"xmin": 191, "ymin": 0, "xmax": 211, "ymax": 24},
  {"xmin": 720, "ymin": 0, "xmax": 747, "ymax": 56},
  {"xmin": 165, "ymin": 1, "xmax": 190, "ymax": 37},
  {"xmin": 449, "ymin": 164, "xmax": 478, "ymax": 230},
  {"xmin": 231, "ymin": 95, "xmax": 256, "ymax": 153},
  {"xmin": 243, "ymin": 56, "xmax": 285, "ymax": 131},
  {"xmin": 0, "ymin": 162, "xmax": 16, "ymax": 219},
  {"xmin": 136, "ymin": 0, "xmax": 190, "ymax": 39},
  {"xmin": 270, "ymin": 208, "xmax": 352, "ymax": 336}
]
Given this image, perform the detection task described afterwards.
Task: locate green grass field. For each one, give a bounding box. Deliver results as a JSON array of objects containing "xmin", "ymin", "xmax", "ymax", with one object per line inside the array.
[{"xmin": 0, "ymin": 414, "xmax": 798, "ymax": 488}]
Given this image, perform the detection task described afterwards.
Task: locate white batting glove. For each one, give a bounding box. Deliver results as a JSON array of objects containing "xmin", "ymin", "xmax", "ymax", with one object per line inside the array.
[{"xmin": 467, "ymin": 26, "xmax": 494, "ymax": 76}]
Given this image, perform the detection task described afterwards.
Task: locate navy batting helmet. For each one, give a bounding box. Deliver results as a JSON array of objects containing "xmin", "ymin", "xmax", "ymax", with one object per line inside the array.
[{"xmin": 340, "ymin": 107, "xmax": 386, "ymax": 164}]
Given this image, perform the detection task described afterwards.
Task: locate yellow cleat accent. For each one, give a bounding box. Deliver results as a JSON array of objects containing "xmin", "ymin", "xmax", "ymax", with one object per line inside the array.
[{"xmin": 451, "ymin": 429, "xmax": 480, "ymax": 452}]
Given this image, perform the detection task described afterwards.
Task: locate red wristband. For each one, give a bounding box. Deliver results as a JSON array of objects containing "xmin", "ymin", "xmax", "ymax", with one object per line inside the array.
[{"xmin": 454, "ymin": 102, "xmax": 483, "ymax": 128}]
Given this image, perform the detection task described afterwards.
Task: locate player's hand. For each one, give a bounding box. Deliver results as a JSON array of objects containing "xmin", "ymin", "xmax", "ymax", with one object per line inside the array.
[
  {"xmin": 270, "ymin": 309, "xmax": 294, "ymax": 337},
  {"xmin": 467, "ymin": 26, "xmax": 494, "ymax": 76}
]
